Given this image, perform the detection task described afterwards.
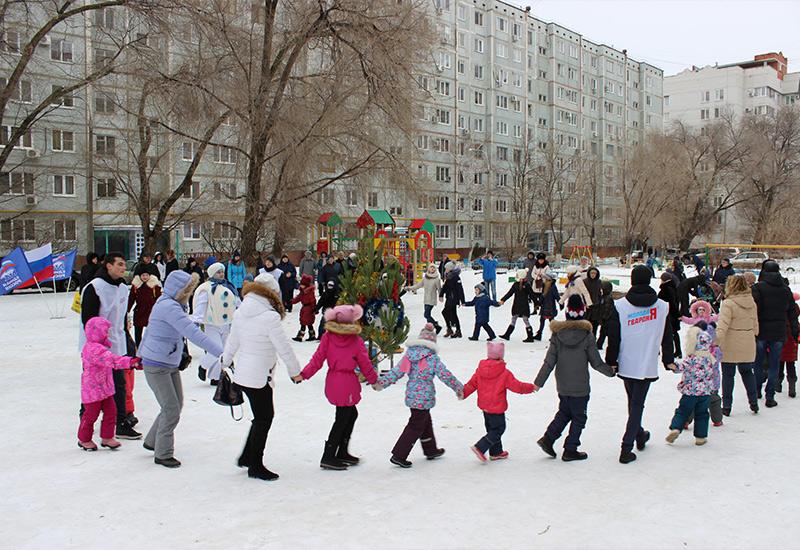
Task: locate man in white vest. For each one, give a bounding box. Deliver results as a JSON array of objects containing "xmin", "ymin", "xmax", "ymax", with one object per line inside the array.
[
  {"xmin": 605, "ymin": 265, "xmax": 675, "ymax": 464},
  {"xmin": 80, "ymin": 252, "xmax": 141, "ymax": 440}
]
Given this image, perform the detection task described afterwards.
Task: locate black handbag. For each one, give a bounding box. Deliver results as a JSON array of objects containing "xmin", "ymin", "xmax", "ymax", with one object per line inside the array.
[
  {"xmin": 213, "ymin": 367, "xmax": 244, "ymax": 421},
  {"xmin": 178, "ymin": 340, "xmax": 192, "ymax": 371}
]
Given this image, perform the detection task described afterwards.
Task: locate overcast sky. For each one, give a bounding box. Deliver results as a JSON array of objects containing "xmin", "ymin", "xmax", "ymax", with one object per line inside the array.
[{"xmin": 528, "ymin": 0, "xmax": 800, "ymax": 75}]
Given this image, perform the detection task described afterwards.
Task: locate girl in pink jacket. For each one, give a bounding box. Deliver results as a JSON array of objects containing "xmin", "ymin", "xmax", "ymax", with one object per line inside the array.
[
  {"xmin": 78, "ymin": 317, "xmax": 140, "ymax": 451},
  {"xmin": 297, "ymin": 305, "xmax": 378, "ymax": 471}
]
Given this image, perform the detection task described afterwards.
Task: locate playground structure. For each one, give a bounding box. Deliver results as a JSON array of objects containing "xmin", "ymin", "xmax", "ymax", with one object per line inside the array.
[{"xmin": 313, "ymin": 210, "xmax": 436, "ymax": 284}]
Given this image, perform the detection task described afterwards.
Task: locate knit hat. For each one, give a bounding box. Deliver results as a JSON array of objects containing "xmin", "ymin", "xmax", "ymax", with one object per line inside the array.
[
  {"xmin": 762, "ymin": 260, "xmax": 780, "ymax": 273},
  {"xmin": 631, "ymin": 264, "xmax": 652, "ymax": 286},
  {"xmin": 444, "ymin": 260, "xmax": 455, "ymax": 273},
  {"xmin": 207, "ymin": 262, "xmax": 225, "ymax": 279},
  {"xmin": 300, "ymin": 274, "xmax": 313, "ymax": 286},
  {"xmin": 566, "ymin": 294, "xmax": 587, "ymax": 320},
  {"xmin": 516, "ymin": 268, "xmax": 528, "ymax": 281},
  {"xmin": 566, "ymin": 265, "xmax": 578, "ymax": 275},
  {"xmin": 203, "ymin": 256, "xmax": 217, "ymax": 268},
  {"xmin": 660, "ymin": 272, "xmax": 673, "ymax": 282},
  {"xmin": 405, "ymin": 322, "xmax": 438, "ymax": 353},
  {"xmin": 324, "ymin": 304, "xmax": 363, "ymax": 324},
  {"xmin": 475, "ymin": 283, "xmax": 485, "ymax": 294},
  {"xmin": 487, "ymin": 341, "xmax": 505, "ymax": 360},
  {"xmin": 254, "ymin": 272, "xmax": 281, "ymax": 296},
  {"xmin": 536, "ymin": 252, "xmax": 546, "ymax": 260}
]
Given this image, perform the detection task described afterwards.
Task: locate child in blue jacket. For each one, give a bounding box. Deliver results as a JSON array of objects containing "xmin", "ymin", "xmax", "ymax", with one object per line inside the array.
[
  {"xmin": 465, "ymin": 283, "xmax": 500, "ymax": 341},
  {"xmin": 374, "ymin": 324, "xmax": 463, "ymax": 468}
]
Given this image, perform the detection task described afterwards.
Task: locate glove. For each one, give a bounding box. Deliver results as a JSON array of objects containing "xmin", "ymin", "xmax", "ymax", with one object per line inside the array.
[{"xmin": 130, "ymin": 358, "xmax": 143, "ymax": 370}]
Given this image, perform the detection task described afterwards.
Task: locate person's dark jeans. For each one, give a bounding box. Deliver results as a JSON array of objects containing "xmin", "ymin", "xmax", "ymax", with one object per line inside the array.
[
  {"xmin": 442, "ymin": 304, "xmax": 460, "ymax": 331},
  {"xmin": 423, "ymin": 304, "xmax": 436, "ymax": 325},
  {"xmin": 471, "ymin": 322, "xmax": 496, "ymax": 340},
  {"xmin": 621, "ymin": 378, "xmax": 651, "ymax": 452},
  {"xmin": 484, "ymin": 278, "xmax": 497, "ymax": 301},
  {"xmin": 721, "ymin": 362, "xmax": 757, "ymax": 410},
  {"xmin": 239, "ymin": 384, "xmax": 275, "ymax": 468},
  {"xmin": 672, "ymin": 331, "xmax": 682, "ymax": 358},
  {"xmin": 134, "ymin": 325, "xmax": 145, "ymax": 347},
  {"xmin": 328, "ymin": 405, "xmax": 358, "ymax": 447},
  {"xmin": 544, "ymin": 394, "xmax": 589, "ymax": 450},
  {"xmin": 670, "ymin": 394, "xmax": 711, "ymax": 438},
  {"xmin": 391, "ymin": 408, "xmax": 438, "ymax": 460},
  {"xmin": 755, "ymin": 339, "xmax": 784, "ymax": 400},
  {"xmin": 475, "ymin": 412, "xmax": 506, "ymax": 456},
  {"xmin": 779, "ymin": 361, "xmax": 797, "ymax": 384},
  {"xmin": 113, "ymin": 369, "xmax": 128, "ymax": 424}
]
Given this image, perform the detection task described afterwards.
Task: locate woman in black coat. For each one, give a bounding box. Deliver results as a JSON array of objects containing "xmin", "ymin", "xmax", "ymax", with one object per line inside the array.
[
  {"xmin": 439, "ymin": 266, "xmax": 465, "ymax": 338},
  {"xmin": 499, "ymin": 269, "xmax": 536, "ymax": 342},
  {"xmin": 276, "ymin": 254, "xmax": 298, "ymax": 312},
  {"xmin": 658, "ymin": 273, "xmax": 682, "ymax": 359},
  {"xmin": 584, "ymin": 267, "xmax": 603, "ymax": 335}
]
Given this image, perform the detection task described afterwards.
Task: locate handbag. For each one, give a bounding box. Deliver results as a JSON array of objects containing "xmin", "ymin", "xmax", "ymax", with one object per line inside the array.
[
  {"xmin": 213, "ymin": 367, "xmax": 244, "ymax": 421},
  {"xmin": 178, "ymin": 340, "xmax": 192, "ymax": 371}
]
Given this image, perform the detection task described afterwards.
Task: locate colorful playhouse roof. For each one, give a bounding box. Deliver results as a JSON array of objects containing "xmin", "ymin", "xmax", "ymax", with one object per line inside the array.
[
  {"xmin": 357, "ymin": 210, "xmax": 395, "ymax": 228},
  {"xmin": 317, "ymin": 212, "xmax": 343, "ymax": 226},
  {"xmin": 409, "ymin": 218, "xmax": 435, "ymax": 233}
]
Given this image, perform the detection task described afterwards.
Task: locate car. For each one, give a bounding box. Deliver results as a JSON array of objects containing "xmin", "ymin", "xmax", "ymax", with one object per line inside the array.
[{"xmin": 730, "ymin": 251, "xmax": 769, "ymax": 270}]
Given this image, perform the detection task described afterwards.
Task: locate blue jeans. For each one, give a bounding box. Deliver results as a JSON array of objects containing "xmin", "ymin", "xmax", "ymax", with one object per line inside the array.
[
  {"xmin": 483, "ymin": 278, "xmax": 496, "ymax": 301},
  {"xmin": 670, "ymin": 395, "xmax": 711, "ymax": 438},
  {"xmin": 545, "ymin": 395, "xmax": 589, "ymax": 450},
  {"xmin": 423, "ymin": 304, "xmax": 437, "ymax": 326},
  {"xmin": 754, "ymin": 339, "xmax": 784, "ymax": 400},
  {"xmin": 475, "ymin": 412, "xmax": 506, "ymax": 456},
  {"xmin": 721, "ymin": 362, "xmax": 757, "ymax": 410}
]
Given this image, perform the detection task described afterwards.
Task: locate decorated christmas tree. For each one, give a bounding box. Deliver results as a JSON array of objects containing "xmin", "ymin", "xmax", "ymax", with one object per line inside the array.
[{"xmin": 337, "ymin": 237, "xmax": 410, "ymax": 366}]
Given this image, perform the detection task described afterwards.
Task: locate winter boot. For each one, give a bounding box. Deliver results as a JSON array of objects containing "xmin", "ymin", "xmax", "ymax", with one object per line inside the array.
[
  {"xmin": 433, "ymin": 322, "xmax": 443, "ymax": 335},
  {"xmin": 665, "ymin": 429, "xmax": 681, "ymax": 444},
  {"xmin": 765, "ymin": 399, "xmax": 778, "ymax": 408},
  {"xmin": 336, "ymin": 438, "xmax": 360, "ymax": 466},
  {"xmin": 452, "ymin": 329, "xmax": 462, "ymax": 339},
  {"xmin": 619, "ymin": 449, "xmax": 637, "ymax": 464},
  {"xmin": 307, "ymin": 327, "xmax": 316, "ymax": 341},
  {"xmin": 750, "ymin": 401, "xmax": 759, "ymax": 414},
  {"xmin": 490, "ymin": 451, "xmax": 509, "ymax": 460},
  {"xmin": 292, "ymin": 329, "xmax": 305, "ymax": 342},
  {"xmin": 562, "ymin": 449, "xmax": 588, "ymax": 461},
  {"xmin": 722, "ymin": 407, "xmax": 731, "ymax": 417},
  {"xmin": 499, "ymin": 325, "xmax": 514, "ymax": 341},
  {"xmin": 248, "ymin": 465, "xmax": 279, "ymax": 481},
  {"xmin": 390, "ymin": 456, "xmax": 413, "ymax": 468},
  {"xmin": 537, "ymin": 436, "xmax": 556, "ymax": 458},
  {"xmin": 116, "ymin": 420, "xmax": 142, "ymax": 440},
  {"xmin": 443, "ymin": 327, "xmax": 453, "ymax": 338},
  {"xmin": 695, "ymin": 438, "xmax": 707, "ymax": 446},
  {"xmin": 101, "ymin": 438, "xmax": 121, "ymax": 450},
  {"xmin": 425, "ymin": 448, "xmax": 446, "ymax": 460},
  {"xmin": 533, "ymin": 330, "xmax": 543, "ymax": 341},
  {"xmin": 320, "ymin": 441, "xmax": 349, "ymax": 470},
  {"xmin": 125, "ymin": 412, "xmax": 139, "ymax": 427},
  {"xmin": 77, "ymin": 440, "xmax": 98, "ymax": 451},
  {"xmin": 789, "ymin": 379, "xmax": 797, "ymax": 398},
  {"xmin": 154, "ymin": 457, "xmax": 181, "ymax": 468},
  {"xmin": 636, "ymin": 430, "xmax": 651, "ymax": 451},
  {"xmin": 470, "ymin": 445, "xmax": 488, "ymax": 462},
  {"xmin": 198, "ymin": 365, "xmax": 207, "ymax": 381},
  {"xmin": 523, "ymin": 327, "xmax": 535, "ymax": 343}
]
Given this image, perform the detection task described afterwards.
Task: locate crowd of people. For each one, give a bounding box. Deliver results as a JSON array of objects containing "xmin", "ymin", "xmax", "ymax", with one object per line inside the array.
[{"xmin": 73, "ymin": 247, "xmax": 798, "ymax": 480}]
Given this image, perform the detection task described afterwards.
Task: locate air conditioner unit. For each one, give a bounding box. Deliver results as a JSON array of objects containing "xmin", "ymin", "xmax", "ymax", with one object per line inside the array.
[
  {"xmin": 25, "ymin": 195, "xmax": 37, "ymax": 206},
  {"xmin": 25, "ymin": 149, "xmax": 40, "ymax": 159}
]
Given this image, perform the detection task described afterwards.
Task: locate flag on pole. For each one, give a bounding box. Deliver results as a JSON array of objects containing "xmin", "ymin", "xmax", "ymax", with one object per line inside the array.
[
  {"xmin": 0, "ymin": 247, "xmax": 34, "ymax": 295},
  {"xmin": 42, "ymin": 249, "xmax": 78, "ymax": 282},
  {"xmin": 19, "ymin": 243, "xmax": 54, "ymax": 288}
]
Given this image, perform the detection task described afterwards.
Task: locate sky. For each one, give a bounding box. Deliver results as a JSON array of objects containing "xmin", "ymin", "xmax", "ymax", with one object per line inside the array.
[{"xmin": 527, "ymin": 0, "xmax": 800, "ymax": 75}]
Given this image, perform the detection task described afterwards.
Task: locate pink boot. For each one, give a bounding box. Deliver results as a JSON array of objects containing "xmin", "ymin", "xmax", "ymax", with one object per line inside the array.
[
  {"xmin": 490, "ymin": 451, "xmax": 509, "ymax": 460},
  {"xmin": 470, "ymin": 445, "xmax": 487, "ymax": 462},
  {"xmin": 101, "ymin": 438, "xmax": 121, "ymax": 450},
  {"xmin": 78, "ymin": 440, "xmax": 98, "ymax": 451}
]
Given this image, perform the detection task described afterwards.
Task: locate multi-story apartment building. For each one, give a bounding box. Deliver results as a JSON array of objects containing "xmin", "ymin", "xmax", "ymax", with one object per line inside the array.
[{"xmin": 0, "ymin": 1, "xmax": 662, "ymax": 259}]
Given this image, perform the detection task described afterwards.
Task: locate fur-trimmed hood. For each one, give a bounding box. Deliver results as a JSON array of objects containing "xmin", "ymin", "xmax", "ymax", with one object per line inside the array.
[
  {"xmin": 131, "ymin": 274, "xmax": 162, "ymax": 290},
  {"xmin": 549, "ymin": 319, "xmax": 594, "ymax": 348},
  {"xmin": 242, "ymin": 281, "xmax": 285, "ymax": 318},
  {"xmin": 549, "ymin": 319, "xmax": 593, "ymax": 334},
  {"xmin": 405, "ymin": 339, "xmax": 438, "ymax": 354},
  {"xmin": 324, "ymin": 320, "xmax": 362, "ymax": 335}
]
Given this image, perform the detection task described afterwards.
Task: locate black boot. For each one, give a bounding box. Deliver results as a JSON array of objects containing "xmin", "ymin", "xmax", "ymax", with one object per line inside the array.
[
  {"xmin": 537, "ymin": 436, "xmax": 556, "ymax": 458},
  {"xmin": 320, "ymin": 441, "xmax": 349, "ymax": 470},
  {"xmin": 307, "ymin": 327, "xmax": 316, "ymax": 341},
  {"xmin": 533, "ymin": 330, "xmax": 543, "ymax": 341},
  {"xmin": 292, "ymin": 329, "xmax": 305, "ymax": 342},
  {"xmin": 635, "ymin": 430, "xmax": 650, "ymax": 451},
  {"xmin": 248, "ymin": 465, "xmax": 279, "ymax": 481},
  {"xmin": 336, "ymin": 438, "xmax": 359, "ymax": 466},
  {"xmin": 619, "ymin": 449, "xmax": 637, "ymax": 464},
  {"xmin": 390, "ymin": 456, "xmax": 412, "ymax": 468},
  {"xmin": 198, "ymin": 365, "xmax": 207, "ymax": 381},
  {"xmin": 562, "ymin": 449, "xmax": 588, "ymax": 461},
  {"xmin": 499, "ymin": 325, "xmax": 514, "ymax": 341},
  {"xmin": 443, "ymin": 327, "xmax": 453, "ymax": 338},
  {"xmin": 452, "ymin": 329, "xmax": 462, "ymax": 338},
  {"xmin": 523, "ymin": 327, "xmax": 535, "ymax": 343},
  {"xmin": 790, "ymin": 379, "xmax": 797, "ymax": 398},
  {"xmin": 433, "ymin": 322, "xmax": 443, "ymax": 335},
  {"xmin": 750, "ymin": 401, "xmax": 759, "ymax": 414}
]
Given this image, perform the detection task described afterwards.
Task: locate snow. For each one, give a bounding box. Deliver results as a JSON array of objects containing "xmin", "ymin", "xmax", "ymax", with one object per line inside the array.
[{"xmin": 1, "ymin": 268, "xmax": 799, "ymax": 549}]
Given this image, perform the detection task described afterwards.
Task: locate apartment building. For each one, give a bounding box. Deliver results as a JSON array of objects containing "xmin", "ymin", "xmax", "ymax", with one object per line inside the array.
[{"xmin": 0, "ymin": 1, "xmax": 663, "ymax": 259}]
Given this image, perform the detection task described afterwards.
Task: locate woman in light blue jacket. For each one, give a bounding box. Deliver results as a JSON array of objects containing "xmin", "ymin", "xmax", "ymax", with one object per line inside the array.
[
  {"xmin": 138, "ymin": 270, "xmax": 224, "ymax": 468},
  {"xmin": 227, "ymin": 250, "xmax": 247, "ymax": 296}
]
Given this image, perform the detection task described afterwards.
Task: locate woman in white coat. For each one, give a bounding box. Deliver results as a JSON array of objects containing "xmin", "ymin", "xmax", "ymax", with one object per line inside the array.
[
  {"xmin": 222, "ymin": 273, "xmax": 301, "ymax": 481},
  {"xmin": 192, "ymin": 262, "xmax": 240, "ymax": 384}
]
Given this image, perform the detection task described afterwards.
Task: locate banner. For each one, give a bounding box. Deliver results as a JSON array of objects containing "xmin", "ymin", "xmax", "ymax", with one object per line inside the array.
[
  {"xmin": 0, "ymin": 247, "xmax": 34, "ymax": 295},
  {"xmin": 19, "ymin": 243, "xmax": 53, "ymax": 288},
  {"xmin": 42, "ymin": 249, "xmax": 78, "ymax": 282}
]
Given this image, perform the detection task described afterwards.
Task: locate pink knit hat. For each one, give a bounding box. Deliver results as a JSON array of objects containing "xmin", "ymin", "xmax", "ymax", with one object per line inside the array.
[
  {"xmin": 487, "ymin": 341, "xmax": 505, "ymax": 360},
  {"xmin": 324, "ymin": 304, "xmax": 363, "ymax": 324},
  {"xmin": 416, "ymin": 323, "xmax": 437, "ymax": 344}
]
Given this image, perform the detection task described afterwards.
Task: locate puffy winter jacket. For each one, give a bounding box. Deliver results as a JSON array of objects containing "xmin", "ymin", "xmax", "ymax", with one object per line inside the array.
[
  {"xmin": 138, "ymin": 271, "xmax": 224, "ymax": 369},
  {"xmin": 535, "ymin": 320, "xmax": 614, "ymax": 397},
  {"xmin": 127, "ymin": 275, "xmax": 162, "ymax": 327},
  {"xmin": 539, "ymin": 280, "xmax": 560, "ymax": 319},
  {"xmin": 530, "ymin": 262, "xmax": 551, "ymax": 293},
  {"xmin": 716, "ymin": 292, "xmax": 759, "ymax": 364},
  {"xmin": 560, "ymin": 275, "xmax": 593, "ymax": 307},
  {"xmin": 291, "ymin": 277, "xmax": 317, "ymax": 326},
  {"xmin": 377, "ymin": 343, "xmax": 463, "ymax": 409},
  {"xmin": 300, "ymin": 322, "xmax": 378, "ymax": 406},
  {"xmin": 462, "ymin": 359, "xmax": 534, "ymax": 413},
  {"xmin": 674, "ymin": 330, "xmax": 717, "ymax": 396},
  {"xmin": 222, "ymin": 283, "xmax": 301, "ymax": 389},
  {"xmin": 81, "ymin": 317, "xmax": 135, "ymax": 403},
  {"xmin": 476, "ymin": 257, "xmax": 498, "ymax": 281},
  {"xmin": 227, "ymin": 260, "xmax": 246, "ymax": 290},
  {"xmin": 440, "ymin": 270, "xmax": 466, "ymax": 306},
  {"xmin": 500, "ymin": 280, "xmax": 535, "ymax": 317},
  {"xmin": 752, "ymin": 272, "xmax": 799, "ymax": 342},
  {"xmin": 464, "ymin": 293, "xmax": 499, "ymax": 324},
  {"xmin": 712, "ymin": 264, "xmax": 736, "ymax": 285},
  {"xmin": 298, "ymin": 251, "xmax": 317, "ymax": 277},
  {"xmin": 408, "ymin": 272, "xmax": 442, "ymax": 306}
]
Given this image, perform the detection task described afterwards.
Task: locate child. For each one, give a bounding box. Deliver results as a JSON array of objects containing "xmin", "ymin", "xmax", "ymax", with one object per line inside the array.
[
  {"xmin": 534, "ymin": 273, "xmax": 560, "ymax": 341},
  {"xmin": 462, "ymin": 342, "xmax": 535, "ymax": 461},
  {"xmin": 291, "ymin": 274, "xmax": 317, "ymax": 341},
  {"xmin": 680, "ymin": 300, "xmax": 718, "ymax": 326},
  {"xmin": 78, "ymin": 317, "xmax": 141, "ymax": 451},
  {"xmin": 499, "ymin": 268, "xmax": 536, "ymax": 342},
  {"xmin": 681, "ymin": 302, "xmax": 723, "ymax": 426},
  {"xmin": 440, "ymin": 264, "xmax": 465, "ymax": 338},
  {"xmin": 595, "ymin": 280, "xmax": 615, "ymax": 350},
  {"xmin": 373, "ymin": 323, "xmax": 463, "ymax": 468},
  {"xmin": 534, "ymin": 295, "xmax": 615, "ymax": 461},
  {"xmin": 778, "ymin": 293, "xmax": 800, "ymax": 398},
  {"xmin": 407, "ymin": 264, "xmax": 443, "ymax": 333},
  {"xmin": 465, "ymin": 283, "xmax": 500, "ymax": 341},
  {"xmin": 560, "ymin": 265, "xmax": 592, "ymax": 309},
  {"xmin": 127, "ymin": 271, "xmax": 162, "ymax": 346},
  {"xmin": 666, "ymin": 326, "xmax": 716, "ymax": 446},
  {"xmin": 297, "ymin": 305, "xmax": 378, "ymax": 470},
  {"xmin": 192, "ymin": 262, "xmax": 240, "ymax": 384},
  {"xmin": 315, "ymin": 280, "xmax": 338, "ymax": 338}
]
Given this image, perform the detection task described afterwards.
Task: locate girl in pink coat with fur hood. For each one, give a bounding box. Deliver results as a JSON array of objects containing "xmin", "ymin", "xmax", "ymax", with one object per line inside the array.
[
  {"xmin": 296, "ymin": 304, "xmax": 378, "ymax": 471},
  {"xmin": 78, "ymin": 317, "xmax": 141, "ymax": 451}
]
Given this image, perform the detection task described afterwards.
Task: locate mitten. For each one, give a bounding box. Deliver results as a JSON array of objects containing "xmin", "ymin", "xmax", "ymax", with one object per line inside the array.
[{"xmin": 130, "ymin": 357, "xmax": 143, "ymax": 370}]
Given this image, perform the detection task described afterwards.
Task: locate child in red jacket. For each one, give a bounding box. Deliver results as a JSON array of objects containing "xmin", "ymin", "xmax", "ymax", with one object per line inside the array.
[
  {"xmin": 461, "ymin": 341, "xmax": 535, "ymax": 461},
  {"xmin": 291, "ymin": 274, "xmax": 317, "ymax": 341}
]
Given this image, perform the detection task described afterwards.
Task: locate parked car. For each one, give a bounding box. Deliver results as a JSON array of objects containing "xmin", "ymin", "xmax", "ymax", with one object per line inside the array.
[{"xmin": 730, "ymin": 251, "xmax": 769, "ymax": 270}]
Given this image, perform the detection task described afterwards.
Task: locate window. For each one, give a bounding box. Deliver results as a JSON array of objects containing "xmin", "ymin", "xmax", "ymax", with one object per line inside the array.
[
  {"xmin": 496, "ymin": 122, "xmax": 508, "ymax": 136},
  {"xmin": 0, "ymin": 171, "xmax": 34, "ymax": 195},
  {"xmin": 54, "ymin": 219, "xmax": 77, "ymax": 241},
  {"xmin": 436, "ymin": 79, "xmax": 450, "ymax": 96},
  {"xmin": 179, "ymin": 141, "xmax": 195, "ymax": 160},
  {"xmin": 438, "ymin": 52, "xmax": 451, "ymax": 69},
  {"xmin": 96, "ymin": 177, "xmax": 117, "ymax": 198},
  {"xmin": 569, "ymin": 44, "xmax": 578, "ymax": 58},
  {"xmin": 473, "ymin": 224, "xmax": 483, "ymax": 240},
  {"xmin": 319, "ymin": 188, "xmax": 334, "ymax": 205},
  {"xmin": 458, "ymin": 87, "xmax": 465, "ymax": 102},
  {"xmin": 51, "ymin": 39, "xmax": 73, "ymax": 62},
  {"xmin": 345, "ymin": 189, "xmax": 358, "ymax": 206},
  {"xmin": 457, "ymin": 197, "xmax": 465, "ymax": 211},
  {"xmin": 495, "ymin": 199, "xmax": 507, "ymax": 213},
  {"xmin": 95, "ymin": 135, "xmax": 115, "ymax": 155},
  {"xmin": 416, "ymin": 135, "xmax": 429, "ymax": 150},
  {"xmin": 496, "ymin": 145, "xmax": 508, "ymax": 160},
  {"xmin": 53, "ymin": 175, "xmax": 75, "ymax": 196},
  {"xmin": 389, "ymin": 205, "xmax": 403, "ymax": 216},
  {"xmin": 182, "ymin": 222, "xmax": 201, "ymax": 240},
  {"xmin": 714, "ymin": 107, "xmax": 721, "ymax": 119},
  {"xmin": 212, "ymin": 221, "xmax": 238, "ymax": 240},
  {"xmin": 496, "ymin": 16, "xmax": 506, "ymax": 32},
  {"xmin": 182, "ymin": 180, "xmax": 201, "ymax": 199},
  {"xmin": 496, "ymin": 173, "xmax": 508, "ymax": 187},
  {"xmin": 513, "ymin": 124, "xmax": 522, "ymax": 138},
  {"xmin": 0, "ymin": 30, "xmax": 20, "ymax": 53},
  {"xmin": 435, "ymin": 166, "xmax": 450, "ymax": 182},
  {"xmin": 538, "ymin": 46, "xmax": 546, "ymax": 56},
  {"xmin": 436, "ymin": 109, "xmax": 450, "ymax": 125},
  {"xmin": 474, "ymin": 90, "xmax": 484, "ymax": 105},
  {"xmin": 474, "ymin": 38, "xmax": 484, "ymax": 53},
  {"xmin": 95, "ymin": 92, "xmax": 115, "ymax": 114},
  {"xmin": 472, "ymin": 198, "xmax": 483, "ymax": 212},
  {"xmin": 538, "ymin": 69, "xmax": 547, "ymax": 79},
  {"xmin": 701, "ymin": 90, "xmax": 710, "ymax": 102},
  {"xmin": 457, "ymin": 224, "xmax": 465, "ymax": 240},
  {"xmin": 474, "ymin": 11, "xmax": 483, "ymax": 26},
  {"xmin": 715, "ymin": 89, "xmax": 724, "ymax": 101},
  {"xmin": 435, "ymin": 195, "xmax": 450, "ymax": 210},
  {"xmin": 496, "ymin": 43, "xmax": 507, "ymax": 58},
  {"xmin": 213, "ymin": 181, "xmax": 236, "ymax": 200},
  {"xmin": 433, "ymin": 137, "xmax": 450, "ymax": 152},
  {"xmin": 473, "ymin": 172, "xmax": 485, "ymax": 185},
  {"xmin": 213, "ymin": 145, "xmax": 235, "ymax": 164},
  {"xmin": 457, "ymin": 59, "xmax": 465, "ymax": 75},
  {"xmin": 473, "ymin": 117, "xmax": 484, "ymax": 132},
  {"xmin": 94, "ymin": 48, "xmax": 114, "ymax": 70},
  {"xmin": 368, "ymin": 191, "xmax": 378, "ymax": 208},
  {"xmin": 457, "ymin": 4, "xmax": 467, "ymax": 20},
  {"xmin": 700, "ymin": 109, "xmax": 710, "ymax": 120},
  {"xmin": 436, "ymin": 224, "xmax": 450, "ymax": 239},
  {"xmin": 496, "ymin": 94, "xmax": 508, "ymax": 109},
  {"xmin": 52, "ymin": 130, "xmax": 74, "ymax": 152},
  {"xmin": 0, "ymin": 77, "xmax": 32, "ymax": 103},
  {"xmin": 513, "ymin": 49, "xmax": 522, "ymax": 63},
  {"xmin": 473, "ymin": 64, "xmax": 484, "ymax": 79},
  {"xmin": 95, "ymin": 8, "xmax": 115, "ymax": 29},
  {"xmin": 0, "ymin": 219, "xmax": 35, "ymax": 242},
  {"xmin": 0, "ymin": 125, "xmax": 33, "ymax": 149}
]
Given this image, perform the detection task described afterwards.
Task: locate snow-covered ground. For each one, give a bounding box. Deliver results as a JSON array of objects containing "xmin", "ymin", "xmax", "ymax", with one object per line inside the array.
[{"xmin": 1, "ymin": 267, "xmax": 799, "ymax": 549}]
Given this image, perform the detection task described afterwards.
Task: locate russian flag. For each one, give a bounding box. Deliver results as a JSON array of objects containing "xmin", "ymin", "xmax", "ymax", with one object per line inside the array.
[{"xmin": 19, "ymin": 243, "xmax": 54, "ymax": 288}]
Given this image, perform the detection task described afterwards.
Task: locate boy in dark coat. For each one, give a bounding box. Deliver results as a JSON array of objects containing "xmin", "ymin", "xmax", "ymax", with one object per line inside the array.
[
  {"xmin": 499, "ymin": 268, "xmax": 536, "ymax": 342},
  {"xmin": 535, "ymin": 295, "xmax": 615, "ymax": 461},
  {"xmin": 291, "ymin": 274, "xmax": 317, "ymax": 341},
  {"xmin": 534, "ymin": 273, "xmax": 560, "ymax": 341},
  {"xmin": 465, "ymin": 283, "xmax": 500, "ymax": 341},
  {"xmin": 658, "ymin": 272, "xmax": 682, "ymax": 359}
]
